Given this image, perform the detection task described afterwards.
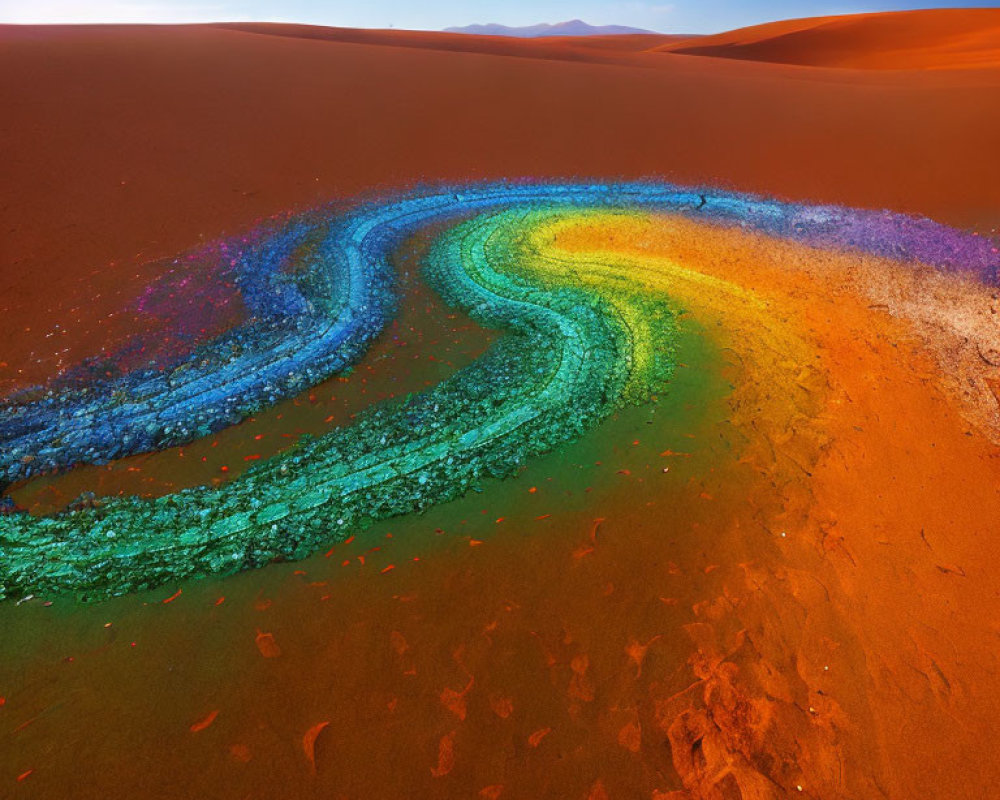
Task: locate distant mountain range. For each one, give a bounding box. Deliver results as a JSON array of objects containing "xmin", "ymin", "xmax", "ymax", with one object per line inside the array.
[{"xmin": 443, "ymin": 19, "xmax": 655, "ymax": 37}]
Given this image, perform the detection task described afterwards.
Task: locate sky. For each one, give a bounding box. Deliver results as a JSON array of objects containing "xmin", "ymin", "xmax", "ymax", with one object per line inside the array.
[{"xmin": 0, "ymin": 0, "xmax": 995, "ymax": 33}]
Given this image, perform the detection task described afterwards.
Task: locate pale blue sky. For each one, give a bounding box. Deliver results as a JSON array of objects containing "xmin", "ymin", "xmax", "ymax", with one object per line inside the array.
[{"xmin": 0, "ymin": 0, "xmax": 995, "ymax": 33}]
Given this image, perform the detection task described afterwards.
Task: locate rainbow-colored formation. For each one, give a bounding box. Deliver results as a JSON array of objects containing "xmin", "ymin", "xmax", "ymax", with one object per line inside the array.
[
  {"xmin": 0, "ymin": 211, "xmax": 397, "ymax": 487},
  {"xmin": 1, "ymin": 183, "xmax": 995, "ymax": 601}
]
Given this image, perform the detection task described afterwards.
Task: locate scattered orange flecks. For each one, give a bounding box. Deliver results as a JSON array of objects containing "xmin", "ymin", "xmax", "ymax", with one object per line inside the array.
[
  {"xmin": 189, "ymin": 709, "xmax": 219, "ymax": 733},
  {"xmin": 229, "ymin": 743, "xmax": 252, "ymax": 763},
  {"xmin": 302, "ymin": 721, "xmax": 330, "ymax": 774},
  {"xmin": 390, "ymin": 630, "xmax": 409, "ymax": 655},
  {"xmin": 440, "ymin": 686, "xmax": 468, "ymax": 720},
  {"xmin": 489, "ymin": 695, "xmax": 514, "ymax": 719},
  {"xmin": 568, "ymin": 654, "xmax": 595, "ymax": 701},
  {"xmin": 572, "ymin": 545, "xmax": 595, "ymax": 561},
  {"xmin": 162, "ymin": 588, "xmax": 182, "ymax": 604},
  {"xmin": 430, "ymin": 730, "xmax": 457, "ymax": 777},
  {"xmin": 527, "ymin": 727, "xmax": 551, "ymax": 748},
  {"xmin": 13, "ymin": 717, "xmax": 37, "ymax": 734},
  {"xmin": 440, "ymin": 673, "xmax": 474, "ymax": 720},
  {"xmin": 617, "ymin": 717, "xmax": 642, "ymax": 753},
  {"xmin": 254, "ymin": 630, "xmax": 281, "ymax": 658},
  {"xmin": 625, "ymin": 635, "xmax": 662, "ymax": 677}
]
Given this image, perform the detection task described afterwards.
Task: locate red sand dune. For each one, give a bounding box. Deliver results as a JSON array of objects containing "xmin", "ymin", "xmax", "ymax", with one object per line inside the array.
[
  {"xmin": 659, "ymin": 8, "xmax": 1000, "ymax": 69},
  {"xmin": 216, "ymin": 22, "xmax": 692, "ymax": 66},
  {"xmin": 1, "ymin": 12, "xmax": 1000, "ymax": 799}
]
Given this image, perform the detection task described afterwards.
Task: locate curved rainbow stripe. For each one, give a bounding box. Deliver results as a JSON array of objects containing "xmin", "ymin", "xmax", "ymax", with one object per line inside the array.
[
  {"xmin": 1, "ymin": 182, "xmax": 995, "ymax": 601},
  {"xmin": 0, "ymin": 211, "xmax": 397, "ymax": 488}
]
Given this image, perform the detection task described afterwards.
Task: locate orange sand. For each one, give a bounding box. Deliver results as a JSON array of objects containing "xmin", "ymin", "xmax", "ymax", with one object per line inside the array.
[
  {"xmin": 554, "ymin": 215, "xmax": 1000, "ymax": 797},
  {"xmin": 661, "ymin": 8, "xmax": 1000, "ymax": 69},
  {"xmin": 2, "ymin": 11, "xmax": 1000, "ymax": 799}
]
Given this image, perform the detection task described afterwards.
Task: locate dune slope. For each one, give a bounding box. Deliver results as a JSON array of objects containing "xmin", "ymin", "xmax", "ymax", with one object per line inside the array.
[{"xmin": 660, "ymin": 8, "xmax": 1000, "ymax": 69}]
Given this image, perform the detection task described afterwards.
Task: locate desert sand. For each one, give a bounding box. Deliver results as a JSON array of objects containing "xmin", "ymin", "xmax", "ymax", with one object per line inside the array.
[
  {"xmin": 660, "ymin": 8, "xmax": 1000, "ymax": 69},
  {"xmin": 1, "ymin": 10, "xmax": 999, "ymax": 799}
]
